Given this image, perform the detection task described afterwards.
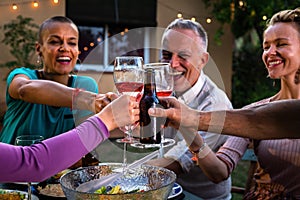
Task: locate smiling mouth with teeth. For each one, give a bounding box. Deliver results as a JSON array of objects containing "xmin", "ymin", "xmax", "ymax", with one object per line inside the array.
[
  {"xmin": 169, "ymin": 70, "xmax": 183, "ymax": 76},
  {"xmin": 268, "ymin": 60, "xmax": 282, "ymax": 66},
  {"xmin": 57, "ymin": 57, "xmax": 71, "ymax": 62}
]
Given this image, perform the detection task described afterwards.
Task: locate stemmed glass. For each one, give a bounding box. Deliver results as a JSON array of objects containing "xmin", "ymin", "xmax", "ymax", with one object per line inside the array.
[
  {"xmin": 143, "ymin": 63, "xmax": 174, "ymax": 157},
  {"xmin": 15, "ymin": 135, "xmax": 44, "ymax": 200},
  {"xmin": 152, "ymin": 63, "xmax": 174, "ymax": 97},
  {"xmin": 113, "ymin": 56, "xmax": 144, "ymax": 165}
]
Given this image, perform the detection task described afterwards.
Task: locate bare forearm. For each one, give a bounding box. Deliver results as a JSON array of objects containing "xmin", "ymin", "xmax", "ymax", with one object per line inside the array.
[
  {"xmin": 17, "ymin": 80, "xmax": 71, "ymax": 106},
  {"xmin": 14, "ymin": 80, "xmax": 96, "ymax": 111},
  {"xmin": 199, "ymin": 100, "xmax": 300, "ymax": 139},
  {"xmin": 181, "ymin": 126, "xmax": 229, "ymax": 183},
  {"xmin": 197, "ymin": 152, "xmax": 229, "ymax": 183}
]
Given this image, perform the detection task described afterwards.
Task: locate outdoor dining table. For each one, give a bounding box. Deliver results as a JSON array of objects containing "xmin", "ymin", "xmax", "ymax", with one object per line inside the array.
[
  {"xmin": 0, "ymin": 182, "xmax": 202, "ymax": 200},
  {"xmin": 0, "ymin": 138, "xmax": 204, "ymax": 200}
]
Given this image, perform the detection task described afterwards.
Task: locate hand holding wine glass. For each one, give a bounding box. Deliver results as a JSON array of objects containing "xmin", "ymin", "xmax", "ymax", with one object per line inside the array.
[
  {"xmin": 15, "ymin": 135, "xmax": 44, "ymax": 200},
  {"xmin": 113, "ymin": 56, "xmax": 144, "ymax": 144},
  {"xmin": 143, "ymin": 63, "xmax": 175, "ymax": 156},
  {"xmin": 113, "ymin": 56, "xmax": 144, "ymax": 168},
  {"xmin": 152, "ymin": 63, "xmax": 174, "ymax": 97}
]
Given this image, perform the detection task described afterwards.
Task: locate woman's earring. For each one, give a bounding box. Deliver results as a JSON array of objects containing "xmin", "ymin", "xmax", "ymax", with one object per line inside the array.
[
  {"xmin": 294, "ymin": 68, "xmax": 300, "ymax": 84},
  {"xmin": 36, "ymin": 55, "xmax": 43, "ymax": 67},
  {"xmin": 266, "ymin": 74, "xmax": 276, "ymax": 87}
]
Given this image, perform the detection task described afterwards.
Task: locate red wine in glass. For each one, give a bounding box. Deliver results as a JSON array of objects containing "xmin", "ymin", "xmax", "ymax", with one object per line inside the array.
[
  {"xmin": 143, "ymin": 63, "xmax": 174, "ymax": 156},
  {"xmin": 115, "ymin": 81, "xmax": 144, "ymax": 101},
  {"xmin": 156, "ymin": 90, "xmax": 173, "ymax": 97},
  {"xmin": 115, "ymin": 81, "xmax": 143, "ymax": 141},
  {"xmin": 113, "ymin": 56, "xmax": 144, "ymax": 168}
]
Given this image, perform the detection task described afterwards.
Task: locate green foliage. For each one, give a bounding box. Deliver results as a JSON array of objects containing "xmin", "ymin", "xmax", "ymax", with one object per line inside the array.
[
  {"xmin": 202, "ymin": 0, "xmax": 299, "ymax": 107},
  {"xmin": 0, "ymin": 15, "xmax": 39, "ymax": 70},
  {"xmin": 203, "ymin": 0, "xmax": 300, "ymax": 44}
]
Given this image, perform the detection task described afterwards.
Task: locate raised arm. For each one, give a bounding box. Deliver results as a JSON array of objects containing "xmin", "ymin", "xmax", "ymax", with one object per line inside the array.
[
  {"xmin": 9, "ymin": 75, "xmax": 115, "ymax": 113},
  {"xmin": 149, "ymin": 97, "xmax": 300, "ymax": 139},
  {"xmin": 0, "ymin": 95, "xmax": 139, "ymax": 182},
  {"xmin": 199, "ymin": 99, "xmax": 300, "ymax": 139}
]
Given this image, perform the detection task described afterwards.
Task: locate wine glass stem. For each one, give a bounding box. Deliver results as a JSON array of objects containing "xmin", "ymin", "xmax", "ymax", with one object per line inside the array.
[
  {"xmin": 127, "ymin": 127, "xmax": 133, "ymax": 143},
  {"xmin": 159, "ymin": 128, "xmax": 165, "ymax": 158},
  {"xmin": 27, "ymin": 182, "xmax": 32, "ymax": 200},
  {"xmin": 122, "ymin": 142, "xmax": 127, "ymax": 171}
]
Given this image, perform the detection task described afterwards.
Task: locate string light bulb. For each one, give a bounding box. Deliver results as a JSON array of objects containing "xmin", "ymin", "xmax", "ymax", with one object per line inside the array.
[
  {"xmin": 177, "ymin": 13, "xmax": 183, "ymax": 18},
  {"xmin": 33, "ymin": 1, "xmax": 39, "ymax": 8},
  {"xmin": 12, "ymin": 3, "xmax": 18, "ymax": 10},
  {"xmin": 206, "ymin": 17, "xmax": 212, "ymax": 24},
  {"xmin": 191, "ymin": 17, "xmax": 196, "ymax": 22},
  {"xmin": 262, "ymin": 15, "xmax": 268, "ymax": 21},
  {"xmin": 238, "ymin": 1, "xmax": 244, "ymax": 7},
  {"xmin": 53, "ymin": 0, "xmax": 59, "ymax": 4}
]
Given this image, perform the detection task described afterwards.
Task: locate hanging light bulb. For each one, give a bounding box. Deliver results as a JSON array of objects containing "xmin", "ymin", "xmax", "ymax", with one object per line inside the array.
[
  {"xmin": 177, "ymin": 13, "xmax": 183, "ymax": 18},
  {"xmin": 12, "ymin": 3, "xmax": 18, "ymax": 10},
  {"xmin": 53, "ymin": 0, "xmax": 59, "ymax": 4},
  {"xmin": 206, "ymin": 17, "xmax": 212, "ymax": 24},
  {"xmin": 262, "ymin": 15, "xmax": 268, "ymax": 21},
  {"xmin": 33, "ymin": 1, "xmax": 39, "ymax": 8},
  {"xmin": 238, "ymin": 1, "xmax": 244, "ymax": 7}
]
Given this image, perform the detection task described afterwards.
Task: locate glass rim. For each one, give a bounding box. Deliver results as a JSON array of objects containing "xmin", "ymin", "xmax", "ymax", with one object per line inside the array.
[
  {"xmin": 143, "ymin": 62, "xmax": 170, "ymax": 69},
  {"xmin": 115, "ymin": 56, "xmax": 144, "ymax": 59},
  {"xmin": 15, "ymin": 135, "xmax": 44, "ymax": 140}
]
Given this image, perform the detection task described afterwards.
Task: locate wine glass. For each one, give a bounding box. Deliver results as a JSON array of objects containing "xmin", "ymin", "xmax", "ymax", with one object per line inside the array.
[
  {"xmin": 151, "ymin": 63, "xmax": 174, "ymax": 97},
  {"xmin": 113, "ymin": 56, "xmax": 144, "ymax": 166},
  {"xmin": 144, "ymin": 63, "xmax": 174, "ymax": 157},
  {"xmin": 113, "ymin": 56, "xmax": 144, "ymax": 143},
  {"xmin": 15, "ymin": 135, "xmax": 44, "ymax": 200}
]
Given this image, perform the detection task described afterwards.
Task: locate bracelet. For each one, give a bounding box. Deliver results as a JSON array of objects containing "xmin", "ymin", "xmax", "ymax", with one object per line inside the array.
[
  {"xmin": 189, "ymin": 143, "xmax": 211, "ymax": 165},
  {"xmin": 72, "ymin": 88, "xmax": 83, "ymax": 110}
]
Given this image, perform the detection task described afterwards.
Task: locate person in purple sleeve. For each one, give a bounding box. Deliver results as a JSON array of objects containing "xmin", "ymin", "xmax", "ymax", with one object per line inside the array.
[{"xmin": 0, "ymin": 95, "xmax": 139, "ymax": 182}]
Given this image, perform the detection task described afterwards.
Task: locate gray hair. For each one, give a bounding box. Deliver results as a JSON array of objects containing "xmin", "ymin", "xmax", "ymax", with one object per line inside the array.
[{"xmin": 163, "ymin": 18, "xmax": 208, "ymax": 51}]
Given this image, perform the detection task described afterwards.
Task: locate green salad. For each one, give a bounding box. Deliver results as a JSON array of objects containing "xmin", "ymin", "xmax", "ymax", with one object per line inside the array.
[
  {"xmin": 95, "ymin": 185, "xmax": 143, "ymax": 194},
  {"xmin": 0, "ymin": 189, "xmax": 26, "ymax": 200}
]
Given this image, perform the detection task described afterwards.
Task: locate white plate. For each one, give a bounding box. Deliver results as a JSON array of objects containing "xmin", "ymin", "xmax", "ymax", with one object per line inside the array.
[
  {"xmin": 0, "ymin": 189, "xmax": 39, "ymax": 200},
  {"xmin": 168, "ymin": 182, "xmax": 183, "ymax": 199},
  {"xmin": 12, "ymin": 182, "xmax": 39, "ymax": 185},
  {"xmin": 130, "ymin": 138, "xmax": 175, "ymax": 149}
]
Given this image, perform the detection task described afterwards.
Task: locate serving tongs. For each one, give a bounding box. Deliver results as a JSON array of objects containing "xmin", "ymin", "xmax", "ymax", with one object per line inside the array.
[{"xmin": 75, "ymin": 150, "xmax": 159, "ymax": 193}]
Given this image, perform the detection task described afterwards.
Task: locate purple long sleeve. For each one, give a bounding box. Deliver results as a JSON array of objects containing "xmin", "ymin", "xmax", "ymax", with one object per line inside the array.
[{"xmin": 0, "ymin": 116, "xmax": 109, "ymax": 182}]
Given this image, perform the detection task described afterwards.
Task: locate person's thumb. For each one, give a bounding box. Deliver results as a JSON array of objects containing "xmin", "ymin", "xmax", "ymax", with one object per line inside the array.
[{"xmin": 148, "ymin": 107, "xmax": 166, "ymax": 117}]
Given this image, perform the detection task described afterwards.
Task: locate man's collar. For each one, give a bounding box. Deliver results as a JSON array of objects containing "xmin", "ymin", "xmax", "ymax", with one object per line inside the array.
[{"xmin": 177, "ymin": 71, "xmax": 205, "ymax": 104}]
